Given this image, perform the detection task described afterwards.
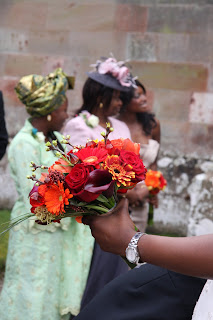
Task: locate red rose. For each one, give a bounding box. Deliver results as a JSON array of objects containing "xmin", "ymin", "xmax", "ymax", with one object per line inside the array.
[
  {"xmin": 119, "ymin": 150, "xmax": 147, "ymax": 182},
  {"xmin": 65, "ymin": 164, "xmax": 91, "ymax": 194},
  {"xmin": 66, "ymin": 166, "xmax": 114, "ymax": 202}
]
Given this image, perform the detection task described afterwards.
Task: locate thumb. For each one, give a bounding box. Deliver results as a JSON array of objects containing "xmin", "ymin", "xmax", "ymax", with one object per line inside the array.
[
  {"xmin": 82, "ymin": 198, "xmax": 129, "ymax": 225},
  {"xmin": 113, "ymin": 197, "xmax": 130, "ymax": 217}
]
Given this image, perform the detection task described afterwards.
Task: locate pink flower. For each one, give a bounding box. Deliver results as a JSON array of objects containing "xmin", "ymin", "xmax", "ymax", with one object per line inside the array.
[
  {"xmin": 98, "ymin": 58, "xmax": 120, "ymax": 77},
  {"xmin": 117, "ymin": 67, "xmax": 131, "ymax": 87}
]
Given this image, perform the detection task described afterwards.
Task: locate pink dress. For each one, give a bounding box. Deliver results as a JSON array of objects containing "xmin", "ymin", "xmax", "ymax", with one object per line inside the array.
[{"xmin": 63, "ymin": 112, "xmax": 131, "ymax": 147}]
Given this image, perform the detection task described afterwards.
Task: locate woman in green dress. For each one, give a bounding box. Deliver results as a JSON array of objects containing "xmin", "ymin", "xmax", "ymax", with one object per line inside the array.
[{"xmin": 0, "ymin": 69, "xmax": 94, "ymax": 320}]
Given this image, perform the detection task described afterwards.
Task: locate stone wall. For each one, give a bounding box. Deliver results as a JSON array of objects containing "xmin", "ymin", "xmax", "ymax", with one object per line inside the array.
[{"xmin": 1, "ymin": 0, "xmax": 213, "ymax": 235}]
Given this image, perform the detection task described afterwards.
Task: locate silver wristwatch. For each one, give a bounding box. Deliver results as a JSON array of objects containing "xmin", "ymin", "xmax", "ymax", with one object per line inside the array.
[{"xmin": 125, "ymin": 232, "xmax": 146, "ymax": 265}]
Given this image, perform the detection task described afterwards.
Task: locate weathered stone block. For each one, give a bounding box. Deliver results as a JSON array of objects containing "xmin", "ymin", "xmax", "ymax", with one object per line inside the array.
[
  {"xmin": 207, "ymin": 63, "xmax": 213, "ymax": 92},
  {"xmin": 0, "ymin": 2, "xmax": 48, "ymax": 31},
  {"xmin": 66, "ymin": 31, "xmax": 127, "ymax": 60},
  {"xmin": 114, "ymin": 4, "xmax": 147, "ymax": 32},
  {"xmin": 117, "ymin": 0, "xmax": 212, "ymax": 4},
  {"xmin": 4, "ymin": 54, "xmax": 44, "ymax": 76},
  {"xmin": 0, "ymin": 54, "xmax": 6, "ymax": 76},
  {"xmin": 187, "ymin": 173, "xmax": 213, "ymax": 236},
  {"xmin": 152, "ymin": 194, "xmax": 190, "ymax": 236},
  {"xmin": 126, "ymin": 33, "xmax": 157, "ymax": 62},
  {"xmin": 1, "ymin": 77, "xmax": 36, "ymax": 136},
  {"xmin": 153, "ymin": 88, "xmax": 191, "ymax": 121},
  {"xmin": 127, "ymin": 32, "xmax": 213, "ymax": 64},
  {"xmin": 147, "ymin": 5, "xmax": 213, "ymax": 34},
  {"xmin": 0, "ymin": 28, "xmax": 29, "ymax": 54},
  {"xmin": 5, "ymin": 105, "xmax": 27, "ymax": 138},
  {"xmin": 159, "ymin": 119, "xmax": 213, "ymax": 159},
  {"xmin": 185, "ymin": 122, "xmax": 213, "ymax": 157},
  {"xmin": 0, "ymin": 76, "xmax": 20, "ymax": 106},
  {"xmin": 130, "ymin": 61, "xmax": 208, "ymax": 91},
  {"xmin": 188, "ymin": 34, "xmax": 213, "ymax": 64},
  {"xmin": 23, "ymin": 30, "xmax": 70, "ymax": 56},
  {"xmin": 189, "ymin": 92, "xmax": 213, "ymax": 125},
  {"xmin": 160, "ymin": 120, "xmax": 191, "ymax": 154},
  {"xmin": 47, "ymin": 3, "xmax": 116, "ymax": 32}
]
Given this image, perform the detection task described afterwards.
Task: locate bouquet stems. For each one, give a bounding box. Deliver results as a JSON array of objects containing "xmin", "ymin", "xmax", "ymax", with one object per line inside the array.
[{"xmin": 148, "ymin": 196, "xmax": 154, "ymax": 226}]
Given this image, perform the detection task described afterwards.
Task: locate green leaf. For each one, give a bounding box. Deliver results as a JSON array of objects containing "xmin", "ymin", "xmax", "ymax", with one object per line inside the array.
[
  {"xmin": 69, "ymin": 199, "xmax": 87, "ymax": 207},
  {"xmin": 84, "ymin": 205, "xmax": 109, "ymax": 213},
  {"xmin": 96, "ymin": 194, "xmax": 109, "ymax": 203}
]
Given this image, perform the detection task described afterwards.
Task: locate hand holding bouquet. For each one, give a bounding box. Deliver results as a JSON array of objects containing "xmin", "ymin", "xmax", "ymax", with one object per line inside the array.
[
  {"xmin": 144, "ymin": 170, "xmax": 167, "ymax": 226},
  {"xmin": 2, "ymin": 125, "xmax": 147, "ymax": 234}
]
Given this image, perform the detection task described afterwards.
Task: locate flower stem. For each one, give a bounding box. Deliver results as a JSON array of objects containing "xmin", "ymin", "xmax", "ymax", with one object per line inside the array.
[
  {"xmin": 84, "ymin": 205, "xmax": 109, "ymax": 213},
  {"xmin": 148, "ymin": 202, "xmax": 154, "ymax": 226}
]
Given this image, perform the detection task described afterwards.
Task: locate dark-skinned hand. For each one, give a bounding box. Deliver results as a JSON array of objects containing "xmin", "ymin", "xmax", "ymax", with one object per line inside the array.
[{"xmin": 82, "ymin": 198, "xmax": 136, "ymax": 256}]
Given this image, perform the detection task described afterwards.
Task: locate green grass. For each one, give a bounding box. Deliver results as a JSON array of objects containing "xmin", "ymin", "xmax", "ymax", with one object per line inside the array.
[{"xmin": 0, "ymin": 209, "xmax": 11, "ymax": 276}]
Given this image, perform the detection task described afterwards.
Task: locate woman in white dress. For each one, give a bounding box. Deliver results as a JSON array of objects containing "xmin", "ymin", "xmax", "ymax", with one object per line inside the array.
[
  {"xmin": 119, "ymin": 79, "xmax": 161, "ymax": 231},
  {"xmin": 82, "ymin": 198, "xmax": 213, "ymax": 319}
]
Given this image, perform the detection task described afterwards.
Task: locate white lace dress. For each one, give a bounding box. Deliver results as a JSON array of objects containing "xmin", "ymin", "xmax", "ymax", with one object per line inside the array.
[{"xmin": 192, "ymin": 280, "xmax": 213, "ymax": 319}]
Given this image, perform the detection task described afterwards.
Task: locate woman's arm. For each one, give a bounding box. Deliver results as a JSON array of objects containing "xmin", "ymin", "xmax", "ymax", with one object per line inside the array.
[
  {"xmin": 83, "ymin": 198, "xmax": 213, "ymax": 279},
  {"xmin": 140, "ymin": 232, "xmax": 213, "ymax": 279},
  {"xmin": 151, "ymin": 118, "xmax": 161, "ymax": 144},
  {"xmin": 149, "ymin": 118, "xmax": 161, "ymax": 171}
]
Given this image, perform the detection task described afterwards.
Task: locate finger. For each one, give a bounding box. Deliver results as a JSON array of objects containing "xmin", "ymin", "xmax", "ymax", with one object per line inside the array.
[{"xmin": 114, "ymin": 198, "xmax": 130, "ymax": 217}]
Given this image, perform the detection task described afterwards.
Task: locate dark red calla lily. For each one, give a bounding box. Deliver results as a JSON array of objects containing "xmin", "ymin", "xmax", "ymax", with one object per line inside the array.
[
  {"xmin": 75, "ymin": 169, "xmax": 114, "ymax": 202},
  {"xmin": 29, "ymin": 184, "xmax": 39, "ymax": 197},
  {"xmin": 29, "ymin": 184, "xmax": 45, "ymax": 207}
]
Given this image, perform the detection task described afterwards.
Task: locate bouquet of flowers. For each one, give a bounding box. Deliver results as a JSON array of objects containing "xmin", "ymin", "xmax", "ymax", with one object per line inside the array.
[
  {"xmin": 2, "ymin": 124, "xmax": 147, "ymax": 234},
  {"xmin": 145, "ymin": 169, "xmax": 167, "ymax": 226}
]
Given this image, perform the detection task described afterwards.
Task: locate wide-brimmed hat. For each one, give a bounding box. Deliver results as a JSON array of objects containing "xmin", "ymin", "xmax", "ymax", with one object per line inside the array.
[{"xmin": 87, "ymin": 56, "xmax": 137, "ymax": 92}]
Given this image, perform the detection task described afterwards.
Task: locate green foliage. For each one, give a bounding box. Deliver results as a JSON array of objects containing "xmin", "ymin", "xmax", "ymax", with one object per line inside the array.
[{"xmin": 0, "ymin": 210, "xmax": 11, "ymax": 276}]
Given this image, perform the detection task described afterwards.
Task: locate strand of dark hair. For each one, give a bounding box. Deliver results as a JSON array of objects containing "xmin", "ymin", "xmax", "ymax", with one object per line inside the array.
[{"xmin": 75, "ymin": 78, "xmax": 114, "ymax": 115}]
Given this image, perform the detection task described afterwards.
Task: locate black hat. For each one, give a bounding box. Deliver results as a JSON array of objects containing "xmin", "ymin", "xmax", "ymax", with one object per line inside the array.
[
  {"xmin": 87, "ymin": 72, "xmax": 132, "ymax": 92},
  {"xmin": 87, "ymin": 56, "xmax": 137, "ymax": 92}
]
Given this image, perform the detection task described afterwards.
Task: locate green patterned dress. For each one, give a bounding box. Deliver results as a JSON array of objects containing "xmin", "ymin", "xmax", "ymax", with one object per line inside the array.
[{"xmin": 0, "ymin": 119, "xmax": 94, "ymax": 320}]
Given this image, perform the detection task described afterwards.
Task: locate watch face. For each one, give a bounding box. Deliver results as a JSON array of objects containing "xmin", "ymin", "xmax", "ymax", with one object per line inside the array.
[{"xmin": 126, "ymin": 247, "xmax": 137, "ymax": 263}]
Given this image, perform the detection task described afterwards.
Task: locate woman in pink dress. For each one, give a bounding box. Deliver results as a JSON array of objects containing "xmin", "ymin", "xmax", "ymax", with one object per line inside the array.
[{"xmin": 63, "ymin": 56, "xmax": 137, "ymax": 311}]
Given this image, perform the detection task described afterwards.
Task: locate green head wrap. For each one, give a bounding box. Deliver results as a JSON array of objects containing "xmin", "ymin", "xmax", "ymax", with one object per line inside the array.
[{"xmin": 15, "ymin": 68, "xmax": 75, "ymax": 117}]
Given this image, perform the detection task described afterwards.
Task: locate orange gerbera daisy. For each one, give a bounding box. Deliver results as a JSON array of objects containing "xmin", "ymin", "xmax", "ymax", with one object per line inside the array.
[
  {"xmin": 145, "ymin": 170, "xmax": 167, "ymax": 193},
  {"xmin": 104, "ymin": 155, "xmax": 135, "ymax": 187},
  {"xmin": 44, "ymin": 181, "xmax": 73, "ymax": 215}
]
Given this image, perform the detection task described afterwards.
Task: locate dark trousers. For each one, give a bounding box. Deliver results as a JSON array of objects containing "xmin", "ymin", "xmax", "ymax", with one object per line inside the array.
[{"xmin": 75, "ymin": 263, "xmax": 206, "ymax": 320}]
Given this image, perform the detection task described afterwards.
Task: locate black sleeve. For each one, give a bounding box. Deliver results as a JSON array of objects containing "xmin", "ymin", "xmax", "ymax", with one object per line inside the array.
[
  {"xmin": 0, "ymin": 91, "xmax": 8, "ymax": 160},
  {"xmin": 76, "ymin": 263, "xmax": 206, "ymax": 320}
]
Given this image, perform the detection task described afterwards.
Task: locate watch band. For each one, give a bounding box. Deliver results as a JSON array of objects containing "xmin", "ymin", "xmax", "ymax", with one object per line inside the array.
[
  {"xmin": 126, "ymin": 232, "xmax": 146, "ymax": 265},
  {"xmin": 129, "ymin": 232, "xmax": 145, "ymax": 247}
]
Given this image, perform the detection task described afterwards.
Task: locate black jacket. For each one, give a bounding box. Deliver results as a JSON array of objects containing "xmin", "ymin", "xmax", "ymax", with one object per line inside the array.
[
  {"xmin": 76, "ymin": 263, "xmax": 206, "ymax": 320},
  {"xmin": 0, "ymin": 91, "xmax": 8, "ymax": 160}
]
